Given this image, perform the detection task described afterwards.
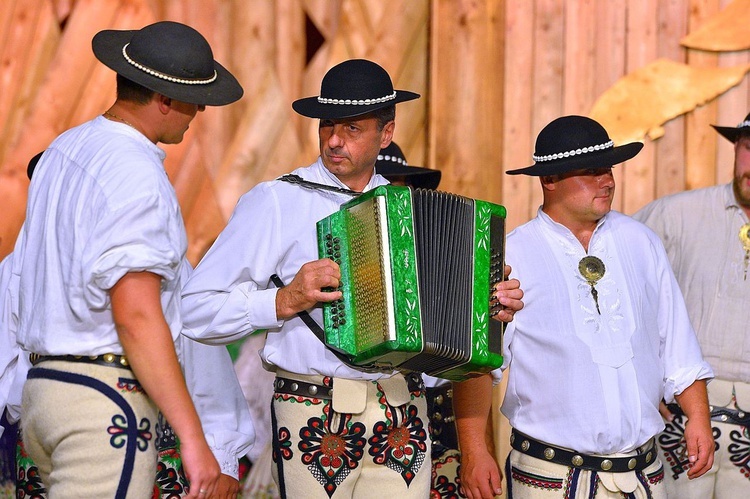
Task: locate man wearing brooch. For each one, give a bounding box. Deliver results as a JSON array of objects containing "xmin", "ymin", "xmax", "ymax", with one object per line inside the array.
[
  {"xmin": 453, "ymin": 115, "xmax": 714, "ymax": 499},
  {"xmin": 11, "ymin": 21, "xmax": 243, "ymax": 498},
  {"xmin": 634, "ymin": 113, "xmax": 750, "ymax": 499},
  {"xmin": 180, "ymin": 59, "xmax": 523, "ymax": 498}
]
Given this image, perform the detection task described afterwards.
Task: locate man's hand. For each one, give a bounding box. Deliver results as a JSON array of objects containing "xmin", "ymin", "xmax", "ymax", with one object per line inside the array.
[
  {"xmin": 683, "ymin": 414, "xmax": 714, "ymax": 479},
  {"xmin": 460, "ymin": 447, "xmax": 503, "ymax": 499},
  {"xmin": 673, "ymin": 380, "xmax": 714, "ymax": 479},
  {"xmin": 491, "ymin": 265, "xmax": 523, "ymax": 323},
  {"xmin": 208, "ymin": 474, "xmax": 239, "ymax": 498},
  {"xmin": 179, "ymin": 437, "xmax": 221, "ymax": 498},
  {"xmin": 275, "ymin": 259, "xmax": 342, "ymax": 319}
]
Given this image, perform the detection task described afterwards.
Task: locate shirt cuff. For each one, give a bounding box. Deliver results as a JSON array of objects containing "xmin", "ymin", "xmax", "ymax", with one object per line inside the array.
[
  {"xmin": 242, "ymin": 285, "xmax": 283, "ymax": 329},
  {"xmin": 212, "ymin": 447, "xmax": 240, "ymax": 480}
]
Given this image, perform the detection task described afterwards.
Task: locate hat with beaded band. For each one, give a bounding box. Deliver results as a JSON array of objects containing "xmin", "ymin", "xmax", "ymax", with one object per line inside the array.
[
  {"xmin": 506, "ymin": 115, "xmax": 643, "ymax": 176},
  {"xmin": 376, "ymin": 142, "xmax": 441, "ymax": 190},
  {"xmin": 712, "ymin": 112, "xmax": 750, "ymax": 143},
  {"xmin": 92, "ymin": 21, "xmax": 243, "ymax": 106},
  {"xmin": 292, "ymin": 59, "xmax": 419, "ymax": 119}
]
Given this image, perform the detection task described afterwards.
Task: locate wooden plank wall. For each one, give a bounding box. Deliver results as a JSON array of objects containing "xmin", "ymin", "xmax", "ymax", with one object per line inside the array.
[
  {"xmin": 0, "ymin": 0, "xmax": 429, "ymax": 262},
  {"xmin": 489, "ymin": 0, "xmax": 750, "ymax": 232}
]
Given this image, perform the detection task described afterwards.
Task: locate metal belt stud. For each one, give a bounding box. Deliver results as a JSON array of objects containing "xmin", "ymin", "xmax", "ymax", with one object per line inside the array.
[
  {"xmin": 521, "ymin": 440, "xmax": 530, "ymax": 451},
  {"xmin": 571, "ymin": 455, "xmax": 584, "ymax": 467},
  {"xmin": 628, "ymin": 458, "xmax": 637, "ymax": 470},
  {"xmin": 290, "ymin": 383, "xmax": 299, "ymax": 392},
  {"xmin": 544, "ymin": 448, "xmax": 555, "ymax": 460},
  {"xmin": 308, "ymin": 385, "xmax": 318, "ymax": 396},
  {"xmin": 600, "ymin": 459, "xmax": 613, "ymax": 471}
]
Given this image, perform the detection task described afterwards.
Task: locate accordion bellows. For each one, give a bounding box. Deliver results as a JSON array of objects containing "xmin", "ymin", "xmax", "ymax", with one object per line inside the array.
[{"xmin": 317, "ymin": 185, "xmax": 506, "ymax": 381}]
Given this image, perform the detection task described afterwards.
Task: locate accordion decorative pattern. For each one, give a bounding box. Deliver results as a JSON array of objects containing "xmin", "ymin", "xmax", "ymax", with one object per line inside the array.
[{"xmin": 317, "ymin": 185, "xmax": 506, "ymax": 381}]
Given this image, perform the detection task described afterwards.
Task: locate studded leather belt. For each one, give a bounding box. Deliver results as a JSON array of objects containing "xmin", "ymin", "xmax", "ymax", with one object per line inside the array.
[
  {"xmin": 427, "ymin": 384, "xmax": 458, "ymax": 457},
  {"xmin": 667, "ymin": 402, "xmax": 750, "ymax": 426},
  {"xmin": 510, "ymin": 430, "xmax": 656, "ymax": 473},
  {"xmin": 274, "ymin": 376, "xmax": 333, "ymax": 400},
  {"xmin": 273, "ymin": 373, "xmax": 424, "ymax": 402},
  {"xmin": 29, "ymin": 353, "xmax": 131, "ymax": 369}
]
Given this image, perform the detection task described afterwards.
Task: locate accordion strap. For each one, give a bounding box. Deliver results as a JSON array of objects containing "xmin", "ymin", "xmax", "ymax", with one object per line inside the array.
[
  {"xmin": 269, "ymin": 274, "xmax": 389, "ymax": 374},
  {"xmin": 277, "ymin": 174, "xmax": 361, "ymax": 197}
]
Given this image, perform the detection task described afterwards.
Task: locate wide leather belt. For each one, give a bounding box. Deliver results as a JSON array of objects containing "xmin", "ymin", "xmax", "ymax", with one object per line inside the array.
[
  {"xmin": 426, "ymin": 384, "xmax": 458, "ymax": 457},
  {"xmin": 511, "ymin": 430, "xmax": 656, "ymax": 473},
  {"xmin": 273, "ymin": 372, "xmax": 424, "ymax": 402},
  {"xmin": 667, "ymin": 402, "xmax": 750, "ymax": 426},
  {"xmin": 29, "ymin": 353, "xmax": 131, "ymax": 370}
]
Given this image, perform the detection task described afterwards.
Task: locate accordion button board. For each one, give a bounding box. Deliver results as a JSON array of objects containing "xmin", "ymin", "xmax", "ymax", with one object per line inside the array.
[{"xmin": 317, "ymin": 184, "xmax": 506, "ymax": 381}]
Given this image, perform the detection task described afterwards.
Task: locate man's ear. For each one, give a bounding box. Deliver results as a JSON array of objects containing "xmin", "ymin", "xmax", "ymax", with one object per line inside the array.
[
  {"xmin": 156, "ymin": 94, "xmax": 172, "ymax": 115},
  {"xmin": 380, "ymin": 120, "xmax": 395, "ymax": 149},
  {"xmin": 540, "ymin": 175, "xmax": 556, "ymax": 191}
]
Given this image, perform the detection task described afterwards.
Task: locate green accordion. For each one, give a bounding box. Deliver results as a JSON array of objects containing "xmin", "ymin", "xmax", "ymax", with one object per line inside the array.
[{"xmin": 316, "ymin": 185, "xmax": 506, "ymax": 381}]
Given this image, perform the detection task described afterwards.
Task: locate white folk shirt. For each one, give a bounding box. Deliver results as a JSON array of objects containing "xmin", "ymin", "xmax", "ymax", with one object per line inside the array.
[
  {"xmin": 9, "ymin": 117, "xmax": 254, "ymax": 476},
  {"xmin": 496, "ymin": 208, "xmax": 712, "ymax": 454},
  {"xmin": 182, "ymin": 158, "xmax": 394, "ymax": 380},
  {"xmin": 634, "ymin": 183, "xmax": 750, "ymax": 384},
  {"xmin": 13, "ymin": 116, "xmax": 187, "ymax": 355}
]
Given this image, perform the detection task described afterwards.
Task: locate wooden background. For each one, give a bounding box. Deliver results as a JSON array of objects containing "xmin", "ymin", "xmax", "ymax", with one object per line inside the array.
[
  {"xmin": 1, "ymin": 1, "xmax": 749, "ymax": 496},
  {"xmin": 3, "ymin": 0, "xmax": 750, "ymax": 261}
]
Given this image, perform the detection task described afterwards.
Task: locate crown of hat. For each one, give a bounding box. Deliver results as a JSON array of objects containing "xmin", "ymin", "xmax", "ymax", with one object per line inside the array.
[
  {"xmin": 534, "ymin": 116, "xmax": 614, "ymax": 160},
  {"xmin": 125, "ymin": 21, "xmax": 216, "ymax": 82},
  {"xmin": 318, "ymin": 59, "xmax": 396, "ymax": 103}
]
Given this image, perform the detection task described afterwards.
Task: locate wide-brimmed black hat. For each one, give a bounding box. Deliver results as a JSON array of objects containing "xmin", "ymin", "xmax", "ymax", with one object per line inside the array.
[
  {"xmin": 712, "ymin": 112, "xmax": 750, "ymax": 143},
  {"xmin": 507, "ymin": 115, "xmax": 643, "ymax": 176},
  {"xmin": 376, "ymin": 142, "xmax": 441, "ymax": 190},
  {"xmin": 292, "ymin": 59, "xmax": 420, "ymax": 119},
  {"xmin": 92, "ymin": 21, "xmax": 243, "ymax": 106}
]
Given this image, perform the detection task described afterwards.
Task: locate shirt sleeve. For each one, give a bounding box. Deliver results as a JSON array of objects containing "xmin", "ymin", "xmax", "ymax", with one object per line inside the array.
[
  {"xmin": 649, "ymin": 232, "xmax": 714, "ymax": 402},
  {"xmin": 182, "ymin": 184, "xmax": 284, "ymax": 345},
  {"xmin": 82, "ymin": 192, "xmax": 184, "ymax": 309},
  {"xmin": 178, "ymin": 335, "xmax": 255, "ymax": 479}
]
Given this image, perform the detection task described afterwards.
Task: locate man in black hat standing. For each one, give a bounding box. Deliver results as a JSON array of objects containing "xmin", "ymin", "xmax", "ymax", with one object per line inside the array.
[
  {"xmin": 634, "ymin": 113, "xmax": 750, "ymax": 499},
  {"xmin": 11, "ymin": 21, "xmax": 243, "ymax": 498},
  {"xmin": 181, "ymin": 59, "xmax": 523, "ymax": 498},
  {"xmin": 453, "ymin": 115, "xmax": 714, "ymax": 499}
]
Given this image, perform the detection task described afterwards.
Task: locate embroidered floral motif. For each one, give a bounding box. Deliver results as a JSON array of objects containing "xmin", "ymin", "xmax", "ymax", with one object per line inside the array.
[
  {"xmin": 274, "ymin": 425, "xmax": 294, "ymax": 463},
  {"xmin": 298, "ymin": 404, "xmax": 366, "ymax": 497},
  {"xmin": 108, "ymin": 414, "xmax": 153, "ymax": 452},
  {"xmin": 430, "ymin": 453, "xmax": 462, "ymax": 498},
  {"xmin": 117, "ymin": 377, "xmax": 144, "ymax": 393},
  {"xmin": 16, "ymin": 436, "xmax": 46, "ymax": 498},
  {"xmin": 154, "ymin": 448, "xmax": 189, "ymax": 498},
  {"xmin": 368, "ymin": 401, "xmax": 427, "ymax": 486},
  {"xmin": 728, "ymin": 427, "xmax": 750, "ymax": 479}
]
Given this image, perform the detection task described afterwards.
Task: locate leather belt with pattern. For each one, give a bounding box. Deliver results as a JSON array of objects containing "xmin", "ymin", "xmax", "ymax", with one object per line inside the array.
[
  {"xmin": 29, "ymin": 353, "xmax": 131, "ymax": 370},
  {"xmin": 510, "ymin": 429, "xmax": 656, "ymax": 473},
  {"xmin": 426, "ymin": 384, "xmax": 458, "ymax": 458},
  {"xmin": 667, "ymin": 402, "xmax": 750, "ymax": 426}
]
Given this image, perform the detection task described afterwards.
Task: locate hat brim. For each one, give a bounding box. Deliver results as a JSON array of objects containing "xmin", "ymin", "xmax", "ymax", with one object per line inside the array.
[
  {"xmin": 711, "ymin": 125, "xmax": 743, "ymax": 143},
  {"xmin": 92, "ymin": 29, "xmax": 243, "ymax": 107},
  {"xmin": 506, "ymin": 142, "xmax": 643, "ymax": 176},
  {"xmin": 292, "ymin": 91, "xmax": 420, "ymax": 119},
  {"xmin": 377, "ymin": 164, "xmax": 441, "ymax": 190}
]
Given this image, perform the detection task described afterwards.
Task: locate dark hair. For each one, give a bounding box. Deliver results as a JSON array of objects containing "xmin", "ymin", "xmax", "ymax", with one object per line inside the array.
[
  {"xmin": 372, "ymin": 105, "xmax": 395, "ymax": 131},
  {"xmin": 116, "ymin": 74, "xmax": 155, "ymax": 104}
]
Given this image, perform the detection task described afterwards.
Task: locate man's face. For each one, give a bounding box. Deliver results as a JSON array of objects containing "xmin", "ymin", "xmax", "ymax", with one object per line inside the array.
[
  {"xmin": 545, "ymin": 167, "xmax": 616, "ymax": 224},
  {"xmin": 318, "ymin": 114, "xmax": 394, "ymax": 191},
  {"xmin": 733, "ymin": 136, "xmax": 750, "ymax": 207},
  {"xmin": 160, "ymin": 99, "xmax": 204, "ymax": 145}
]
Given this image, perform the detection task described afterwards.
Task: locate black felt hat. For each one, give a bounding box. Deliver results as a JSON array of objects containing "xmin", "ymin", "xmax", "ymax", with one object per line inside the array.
[
  {"xmin": 507, "ymin": 115, "xmax": 643, "ymax": 176},
  {"xmin": 292, "ymin": 59, "xmax": 420, "ymax": 119},
  {"xmin": 376, "ymin": 142, "xmax": 441, "ymax": 190},
  {"xmin": 712, "ymin": 112, "xmax": 750, "ymax": 143},
  {"xmin": 92, "ymin": 21, "xmax": 243, "ymax": 106}
]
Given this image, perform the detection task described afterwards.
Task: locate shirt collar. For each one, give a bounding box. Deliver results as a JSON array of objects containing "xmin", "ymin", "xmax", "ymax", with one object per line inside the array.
[{"xmin": 313, "ymin": 156, "xmax": 384, "ymax": 192}]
